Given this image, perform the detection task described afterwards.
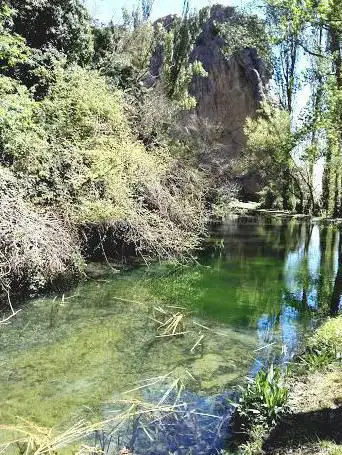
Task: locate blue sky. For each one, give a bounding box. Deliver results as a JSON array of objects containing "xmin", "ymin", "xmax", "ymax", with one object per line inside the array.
[{"xmin": 84, "ymin": 0, "xmax": 245, "ymax": 23}]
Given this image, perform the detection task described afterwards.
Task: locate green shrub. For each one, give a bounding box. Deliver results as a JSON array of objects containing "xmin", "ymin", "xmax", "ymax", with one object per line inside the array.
[
  {"xmin": 234, "ymin": 365, "xmax": 288, "ymax": 429},
  {"xmin": 308, "ymin": 316, "xmax": 342, "ymax": 360},
  {"xmin": 38, "ymin": 67, "xmax": 207, "ymax": 257},
  {"xmin": 301, "ymin": 350, "xmax": 335, "ymax": 370},
  {"xmin": 0, "ymin": 4, "xmax": 31, "ymax": 69},
  {"xmin": 0, "ymin": 64, "xmax": 207, "ymax": 299}
]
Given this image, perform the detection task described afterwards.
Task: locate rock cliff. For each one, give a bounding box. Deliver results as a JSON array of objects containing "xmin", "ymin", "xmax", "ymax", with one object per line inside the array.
[
  {"xmin": 190, "ymin": 5, "xmax": 267, "ymax": 157},
  {"xmin": 151, "ymin": 5, "xmax": 270, "ymax": 199}
]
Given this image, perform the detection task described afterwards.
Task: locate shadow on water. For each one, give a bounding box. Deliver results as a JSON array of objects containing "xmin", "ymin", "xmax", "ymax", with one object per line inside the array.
[{"xmin": 1, "ymin": 215, "xmax": 342, "ymax": 454}]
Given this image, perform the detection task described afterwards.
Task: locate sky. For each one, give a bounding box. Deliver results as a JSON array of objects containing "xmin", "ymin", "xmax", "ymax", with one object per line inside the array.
[{"xmin": 84, "ymin": 0, "xmax": 245, "ymax": 23}]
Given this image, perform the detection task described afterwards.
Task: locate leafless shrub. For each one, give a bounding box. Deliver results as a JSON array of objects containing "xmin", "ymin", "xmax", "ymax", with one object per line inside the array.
[{"xmin": 0, "ymin": 169, "xmax": 83, "ymax": 300}]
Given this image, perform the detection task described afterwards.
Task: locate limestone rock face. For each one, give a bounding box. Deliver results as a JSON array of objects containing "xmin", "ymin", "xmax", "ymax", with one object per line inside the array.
[
  {"xmin": 190, "ymin": 6, "xmax": 270, "ymax": 198},
  {"xmin": 151, "ymin": 5, "xmax": 270, "ymax": 199},
  {"xmin": 190, "ymin": 5, "xmax": 267, "ymax": 163}
]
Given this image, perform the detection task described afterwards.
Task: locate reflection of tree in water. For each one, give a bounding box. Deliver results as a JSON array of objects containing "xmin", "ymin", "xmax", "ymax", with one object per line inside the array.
[
  {"xmin": 247, "ymin": 220, "xmax": 342, "ymax": 372},
  {"xmin": 266, "ymin": 221, "xmax": 342, "ymax": 316},
  {"xmin": 330, "ymin": 229, "xmax": 342, "ymax": 315},
  {"xmin": 212, "ymin": 216, "xmax": 309, "ymax": 261},
  {"xmin": 88, "ymin": 218, "xmax": 342, "ymax": 454},
  {"xmin": 148, "ymin": 218, "xmax": 342, "ymax": 326},
  {"xmin": 94, "ymin": 386, "xmax": 233, "ymax": 455},
  {"xmin": 256, "ymin": 217, "xmax": 304, "ymax": 257}
]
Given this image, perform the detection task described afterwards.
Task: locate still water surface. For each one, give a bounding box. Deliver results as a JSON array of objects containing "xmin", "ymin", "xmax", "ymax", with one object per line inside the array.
[{"xmin": 0, "ymin": 216, "xmax": 341, "ymax": 453}]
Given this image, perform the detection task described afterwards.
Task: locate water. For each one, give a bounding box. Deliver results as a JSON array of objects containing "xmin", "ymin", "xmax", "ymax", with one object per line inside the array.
[{"xmin": 0, "ymin": 216, "xmax": 341, "ymax": 454}]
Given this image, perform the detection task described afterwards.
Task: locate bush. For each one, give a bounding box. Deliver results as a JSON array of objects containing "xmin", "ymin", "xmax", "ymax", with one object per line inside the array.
[
  {"xmin": 308, "ymin": 316, "xmax": 342, "ymax": 361},
  {"xmin": 0, "ymin": 65, "xmax": 207, "ymax": 299},
  {"xmin": 38, "ymin": 67, "xmax": 207, "ymax": 258},
  {"xmin": 234, "ymin": 365, "xmax": 288, "ymax": 430},
  {"xmin": 0, "ymin": 167, "xmax": 83, "ymax": 298}
]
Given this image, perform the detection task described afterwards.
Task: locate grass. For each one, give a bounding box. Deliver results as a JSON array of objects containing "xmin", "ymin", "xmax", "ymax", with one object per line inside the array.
[
  {"xmin": 293, "ymin": 315, "xmax": 342, "ymax": 375},
  {"xmin": 248, "ymin": 316, "xmax": 342, "ymax": 455},
  {"xmin": 319, "ymin": 441, "xmax": 342, "ymax": 455},
  {"xmin": 308, "ymin": 315, "xmax": 342, "ymax": 360}
]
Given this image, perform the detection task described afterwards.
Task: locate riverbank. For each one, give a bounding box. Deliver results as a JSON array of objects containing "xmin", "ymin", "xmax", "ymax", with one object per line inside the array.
[
  {"xmin": 264, "ymin": 364, "xmax": 342, "ymax": 455},
  {"xmin": 226, "ymin": 200, "xmax": 342, "ymax": 225},
  {"xmin": 0, "ymin": 65, "xmax": 209, "ymax": 310},
  {"xmin": 229, "ymin": 315, "xmax": 342, "ymax": 455}
]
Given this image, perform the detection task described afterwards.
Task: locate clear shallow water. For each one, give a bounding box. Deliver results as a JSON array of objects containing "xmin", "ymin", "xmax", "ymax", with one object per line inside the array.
[{"xmin": 0, "ymin": 216, "xmax": 341, "ymax": 454}]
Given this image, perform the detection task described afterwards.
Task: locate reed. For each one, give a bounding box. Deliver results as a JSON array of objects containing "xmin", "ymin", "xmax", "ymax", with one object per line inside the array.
[
  {"xmin": 152, "ymin": 306, "xmax": 188, "ymax": 337},
  {"xmin": 0, "ymin": 418, "xmax": 92, "ymax": 454}
]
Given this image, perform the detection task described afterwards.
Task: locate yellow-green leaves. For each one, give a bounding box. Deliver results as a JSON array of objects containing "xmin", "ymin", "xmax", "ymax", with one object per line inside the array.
[{"xmin": 0, "ymin": 4, "xmax": 31, "ymax": 68}]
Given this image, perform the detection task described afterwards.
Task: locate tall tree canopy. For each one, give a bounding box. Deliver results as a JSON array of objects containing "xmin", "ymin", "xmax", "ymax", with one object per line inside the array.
[{"xmin": 7, "ymin": 0, "xmax": 94, "ymax": 64}]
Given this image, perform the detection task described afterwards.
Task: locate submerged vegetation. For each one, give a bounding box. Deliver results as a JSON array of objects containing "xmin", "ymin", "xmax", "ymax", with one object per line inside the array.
[
  {"xmin": 1, "ymin": 0, "xmax": 342, "ymax": 453},
  {"xmin": 0, "ymin": 217, "xmax": 340, "ymax": 454}
]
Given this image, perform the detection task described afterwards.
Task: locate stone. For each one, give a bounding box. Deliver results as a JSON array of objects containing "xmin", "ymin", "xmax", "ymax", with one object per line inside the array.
[{"xmin": 149, "ymin": 5, "xmax": 270, "ymax": 200}]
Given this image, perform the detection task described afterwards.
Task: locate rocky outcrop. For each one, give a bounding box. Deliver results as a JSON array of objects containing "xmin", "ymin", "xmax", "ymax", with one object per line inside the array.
[
  {"xmin": 151, "ymin": 5, "xmax": 270, "ymax": 200},
  {"xmin": 190, "ymin": 5, "xmax": 268, "ymax": 161}
]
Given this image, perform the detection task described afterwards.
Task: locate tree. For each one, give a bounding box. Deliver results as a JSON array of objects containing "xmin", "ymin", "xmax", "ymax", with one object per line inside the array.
[
  {"xmin": 0, "ymin": 4, "xmax": 30, "ymax": 69},
  {"xmin": 158, "ymin": 0, "xmax": 208, "ymax": 108},
  {"xmin": 218, "ymin": 9, "xmax": 272, "ymax": 73},
  {"xmin": 264, "ymin": 0, "xmax": 307, "ymax": 114},
  {"xmin": 244, "ymin": 103, "xmax": 317, "ymax": 212},
  {"xmin": 248, "ymin": 0, "xmax": 342, "ymax": 216},
  {"xmin": 7, "ymin": 0, "xmax": 94, "ymax": 64},
  {"xmin": 92, "ymin": 1, "xmax": 158, "ymax": 92}
]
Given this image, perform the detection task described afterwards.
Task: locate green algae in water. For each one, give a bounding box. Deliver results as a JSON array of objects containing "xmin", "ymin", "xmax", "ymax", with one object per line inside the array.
[
  {"xmin": 0, "ymin": 279, "xmax": 258, "ymax": 428},
  {"xmin": 0, "ymin": 217, "xmax": 339, "ymax": 442}
]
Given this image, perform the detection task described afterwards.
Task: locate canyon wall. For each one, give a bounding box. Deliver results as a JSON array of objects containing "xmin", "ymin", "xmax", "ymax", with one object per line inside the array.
[{"xmin": 151, "ymin": 5, "xmax": 270, "ymax": 199}]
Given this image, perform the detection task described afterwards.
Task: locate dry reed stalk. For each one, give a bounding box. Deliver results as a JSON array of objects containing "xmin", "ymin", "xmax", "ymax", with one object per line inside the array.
[
  {"xmin": 153, "ymin": 307, "xmax": 187, "ymax": 337},
  {"xmin": 0, "ymin": 419, "xmax": 92, "ymax": 454},
  {"xmin": 190, "ymin": 334, "xmax": 205, "ymax": 353}
]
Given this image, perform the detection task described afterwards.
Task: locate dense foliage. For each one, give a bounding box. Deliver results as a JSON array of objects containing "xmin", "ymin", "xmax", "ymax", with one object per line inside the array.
[
  {"xmin": 7, "ymin": 0, "xmax": 94, "ymax": 64},
  {"xmin": 0, "ymin": 1, "xmax": 210, "ymax": 300},
  {"xmin": 243, "ymin": 0, "xmax": 342, "ymax": 216}
]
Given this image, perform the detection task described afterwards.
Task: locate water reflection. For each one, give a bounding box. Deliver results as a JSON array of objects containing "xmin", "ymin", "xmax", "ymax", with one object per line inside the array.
[
  {"xmin": 94, "ymin": 216, "xmax": 342, "ymax": 454},
  {"xmin": 206, "ymin": 216, "xmax": 342, "ymax": 371},
  {"xmin": 1, "ymin": 216, "xmax": 342, "ymax": 455}
]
